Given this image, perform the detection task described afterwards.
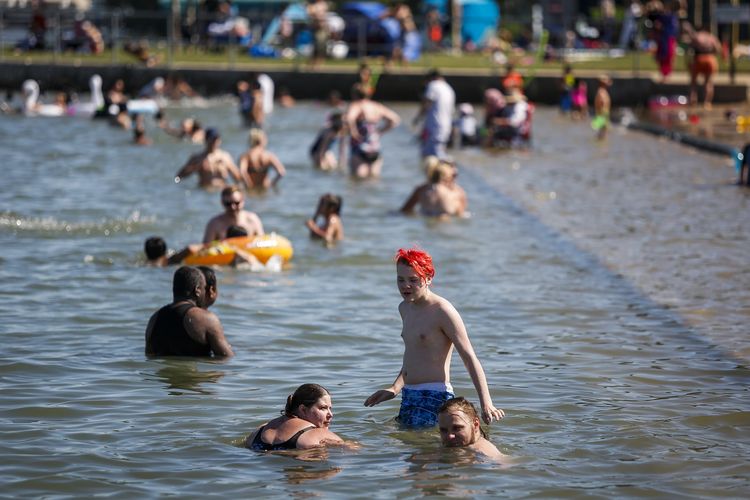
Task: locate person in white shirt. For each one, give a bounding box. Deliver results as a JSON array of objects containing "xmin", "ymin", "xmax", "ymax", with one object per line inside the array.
[
  {"xmin": 413, "ymin": 69, "xmax": 455, "ymax": 159},
  {"xmin": 455, "ymin": 103, "xmax": 478, "ymax": 147}
]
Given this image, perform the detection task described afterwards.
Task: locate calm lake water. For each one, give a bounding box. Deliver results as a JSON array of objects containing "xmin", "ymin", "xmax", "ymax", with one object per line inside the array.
[{"xmin": 1, "ymin": 99, "xmax": 748, "ymax": 498}]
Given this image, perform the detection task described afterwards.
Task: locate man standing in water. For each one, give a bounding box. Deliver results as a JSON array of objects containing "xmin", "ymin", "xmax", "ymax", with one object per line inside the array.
[
  {"xmin": 145, "ymin": 266, "xmax": 234, "ymax": 357},
  {"xmin": 413, "ymin": 69, "xmax": 455, "ymax": 159},
  {"xmin": 175, "ymin": 128, "xmax": 244, "ymax": 190},
  {"xmin": 364, "ymin": 248, "xmax": 504, "ymax": 427},
  {"xmin": 203, "ymin": 186, "xmax": 264, "ymax": 243}
]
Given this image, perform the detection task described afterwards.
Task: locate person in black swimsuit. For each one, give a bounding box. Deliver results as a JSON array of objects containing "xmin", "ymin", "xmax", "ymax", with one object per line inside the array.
[
  {"xmin": 246, "ymin": 384, "xmax": 349, "ymax": 451},
  {"xmin": 145, "ymin": 266, "xmax": 234, "ymax": 358}
]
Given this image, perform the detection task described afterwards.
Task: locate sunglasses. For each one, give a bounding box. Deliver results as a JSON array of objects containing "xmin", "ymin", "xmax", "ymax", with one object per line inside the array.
[{"xmin": 223, "ymin": 199, "xmax": 242, "ymax": 207}]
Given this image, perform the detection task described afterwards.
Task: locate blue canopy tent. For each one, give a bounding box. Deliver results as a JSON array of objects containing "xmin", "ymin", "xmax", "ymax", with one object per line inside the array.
[
  {"xmin": 340, "ymin": 2, "xmax": 392, "ymax": 58},
  {"xmin": 341, "ymin": 2, "xmax": 420, "ymax": 60},
  {"xmin": 424, "ymin": 0, "xmax": 500, "ymax": 47},
  {"xmin": 250, "ymin": 3, "xmax": 311, "ymax": 58}
]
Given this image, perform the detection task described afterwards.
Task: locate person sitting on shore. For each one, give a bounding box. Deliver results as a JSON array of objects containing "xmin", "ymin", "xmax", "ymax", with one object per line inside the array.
[
  {"xmin": 438, "ymin": 397, "xmax": 507, "ymax": 462},
  {"xmin": 305, "ymin": 193, "xmax": 344, "ymax": 244},
  {"xmin": 400, "ymin": 161, "xmax": 467, "ymax": 218},
  {"xmin": 145, "ymin": 266, "xmax": 234, "ymax": 358},
  {"xmin": 310, "ymin": 111, "xmax": 345, "ymax": 170},
  {"xmin": 245, "ymin": 383, "xmax": 349, "ymax": 451},
  {"xmin": 203, "ymin": 186, "xmax": 264, "ymax": 243},
  {"xmin": 175, "ymin": 128, "xmax": 244, "ymax": 190},
  {"xmin": 238, "ymin": 128, "xmax": 286, "ymax": 190}
]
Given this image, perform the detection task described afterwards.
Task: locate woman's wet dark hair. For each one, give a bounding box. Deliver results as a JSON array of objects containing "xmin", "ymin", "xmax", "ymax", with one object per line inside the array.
[
  {"xmin": 283, "ymin": 383, "xmax": 330, "ymax": 418},
  {"xmin": 321, "ymin": 193, "xmax": 342, "ymax": 215}
]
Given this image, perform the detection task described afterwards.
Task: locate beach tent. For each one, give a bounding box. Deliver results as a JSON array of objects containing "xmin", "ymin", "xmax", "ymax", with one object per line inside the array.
[
  {"xmin": 424, "ymin": 0, "xmax": 500, "ymax": 47},
  {"xmin": 340, "ymin": 2, "xmax": 392, "ymax": 57},
  {"xmin": 340, "ymin": 2, "xmax": 420, "ymax": 60},
  {"xmin": 251, "ymin": 3, "xmax": 347, "ymax": 58}
]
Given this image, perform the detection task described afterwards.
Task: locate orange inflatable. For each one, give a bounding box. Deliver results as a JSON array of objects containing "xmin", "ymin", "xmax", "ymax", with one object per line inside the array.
[{"xmin": 184, "ymin": 233, "xmax": 293, "ymax": 266}]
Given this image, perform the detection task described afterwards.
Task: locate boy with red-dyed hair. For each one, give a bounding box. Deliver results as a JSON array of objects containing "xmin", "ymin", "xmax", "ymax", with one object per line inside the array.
[{"xmin": 364, "ymin": 247, "xmax": 504, "ymax": 428}]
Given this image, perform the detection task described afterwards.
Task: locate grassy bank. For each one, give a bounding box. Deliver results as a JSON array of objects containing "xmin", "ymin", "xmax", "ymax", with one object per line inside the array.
[{"xmin": 3, "ymin": 47, "xmax": 750, "ymax": 75}]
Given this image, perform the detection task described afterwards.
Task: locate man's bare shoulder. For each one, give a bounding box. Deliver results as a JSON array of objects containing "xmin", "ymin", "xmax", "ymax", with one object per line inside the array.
[
  {"xmin": 240, "ymin": 210, "xmax": 260, "ymax": 222},
  {"xmin": 185, "ymin": 306, "xmax": 221, "ymax": 328},
  {"xmin": 206, "ymin": 212, "xmax": 225, "ymax": 226}
]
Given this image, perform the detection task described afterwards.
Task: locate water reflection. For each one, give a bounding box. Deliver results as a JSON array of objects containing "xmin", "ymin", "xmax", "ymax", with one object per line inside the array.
[
  {"xmin": 284, "ymin": 463, "xmax": 342, "ymax": 485},
  {"xmin": 147, "ymin": 359, "xmax": 225, "ymax": 395}
]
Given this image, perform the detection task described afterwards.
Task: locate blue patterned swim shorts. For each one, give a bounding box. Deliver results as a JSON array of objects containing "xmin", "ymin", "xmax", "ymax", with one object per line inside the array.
[{"xmin": 397, "ymin": 384, "xmax": 455, "ymax": 428}]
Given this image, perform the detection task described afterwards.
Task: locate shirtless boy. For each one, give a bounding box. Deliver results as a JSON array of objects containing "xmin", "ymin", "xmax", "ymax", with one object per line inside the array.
[
  {"xmin": 203, "ymin": 186, "xmax": 264, "ymax": 243},
  {"xmin": 364, "ymin": 248, "xmax": 504, "ymax": 427},
  {"xmin": 175, "ymin": 128, "xmax": 244, "ymax": 189}
]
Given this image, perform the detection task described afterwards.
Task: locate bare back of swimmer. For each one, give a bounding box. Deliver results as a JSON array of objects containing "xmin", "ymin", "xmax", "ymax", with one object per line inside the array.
[{"xmin": 176, "ymin": 128, "xmax": 243, "ymax": 190}]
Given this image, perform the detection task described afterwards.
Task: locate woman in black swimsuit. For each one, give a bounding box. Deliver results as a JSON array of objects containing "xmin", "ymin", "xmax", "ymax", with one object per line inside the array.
[{"xmin": 245, "ymin": 384, "xmax": 347, "ymax": 451}]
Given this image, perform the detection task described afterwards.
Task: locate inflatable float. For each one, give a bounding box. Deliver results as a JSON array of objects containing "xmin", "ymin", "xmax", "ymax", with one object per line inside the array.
[
  {"xmin": 22, "ymin": 80, "xmax": 65, "ymax": 117},
  {"xmin": 66, "ymin": 75, "xmax": 105, "ymax": 117},
  {"xmin": 184, "ymin": 233, "xmax": 293, "ymax": 266}
]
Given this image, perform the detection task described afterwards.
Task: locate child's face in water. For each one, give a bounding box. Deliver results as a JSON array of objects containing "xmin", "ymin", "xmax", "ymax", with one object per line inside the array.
[
  {"xmin": 396, "ymin": 262, "xmax": 431, "ymax": 302},
  {"xmin": 438, "ymin": 411, "xmax": 479, "ymax": 448}
]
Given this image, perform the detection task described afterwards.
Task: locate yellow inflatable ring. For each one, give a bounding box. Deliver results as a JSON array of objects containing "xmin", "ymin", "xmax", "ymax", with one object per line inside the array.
[{"xmin": 184, "ymin": 233, "xmax": 294, "ymax": 266}]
